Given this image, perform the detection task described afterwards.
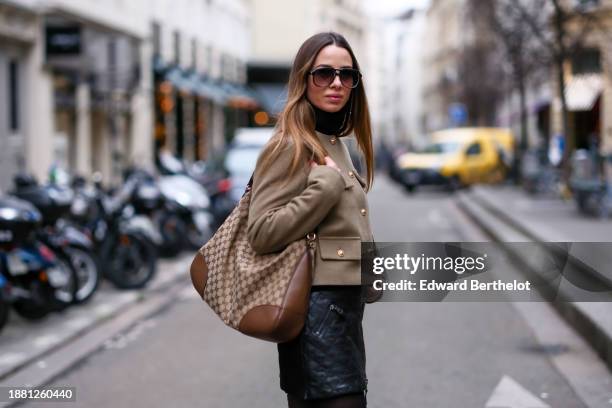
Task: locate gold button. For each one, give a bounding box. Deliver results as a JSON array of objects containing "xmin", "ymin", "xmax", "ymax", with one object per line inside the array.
[
  {"xmin": 360, "ymin": 208, "xmax": 367, "ymax": 216},
  {"xmin": 337, "ymin": 249, "xmax": 345, "ymax": 257},
  {"xmin": 348, "ymin": 171, "xmax": 355, "ymax": 178},
  {"xmin": 330, "ymin": 137, "xmax": 337, "ymax": 145}
]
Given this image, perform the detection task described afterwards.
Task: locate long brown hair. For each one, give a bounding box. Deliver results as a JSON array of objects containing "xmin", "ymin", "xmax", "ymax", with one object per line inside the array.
[{"xmin": 260, "ymin": 32, "xmax": 374, "ymax": 191}]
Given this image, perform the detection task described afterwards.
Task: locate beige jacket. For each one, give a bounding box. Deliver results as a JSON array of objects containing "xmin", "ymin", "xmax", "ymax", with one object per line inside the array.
[{"xmin": 247, "ymin": 131, "xmax": 374, "ymax": 286}]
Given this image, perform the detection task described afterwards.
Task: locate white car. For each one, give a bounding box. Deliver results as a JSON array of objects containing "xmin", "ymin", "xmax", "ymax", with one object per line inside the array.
[{"xmin": 233, "ymin": 127, "xmax": 275, "ymax": 147}]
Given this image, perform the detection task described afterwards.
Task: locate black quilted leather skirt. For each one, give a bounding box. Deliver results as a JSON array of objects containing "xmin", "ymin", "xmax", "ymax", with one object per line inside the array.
[{"xmin": 278, "ymin": 285, "xmax": 367, "ymax": 401}]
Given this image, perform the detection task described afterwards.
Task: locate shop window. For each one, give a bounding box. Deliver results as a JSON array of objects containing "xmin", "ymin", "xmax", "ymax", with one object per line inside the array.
[
  {"xmin": 572, "ymin": 48, "xmax": 601, "ymax": 75},
  {"xmin": 108, "ymin": 39, "xmax": 117, "ymax": 69},
  {"xmin": 9, "ymin": 60, "xmax": 19, "ymax": 132},
  {"xmin": 206, "ymin": 45, "xmax": 213, "ymax": 74},
  {"xmin": 152, "ymin": 22, "xmax": 161, "ymax": 58},
  {"xmin": 221, "ymin": 53, "xmax": 229, "ymax": 80},
  {"xmin": 191, "ymin": 38, "xmax": 197, "ymax": 69},
  {"xmin": 574, "ymin": 0, "xmax": 599, "ymax": 9},
  {"xmin": 173, "ymin": 31, "xmax": 181, "ymax": 65}
]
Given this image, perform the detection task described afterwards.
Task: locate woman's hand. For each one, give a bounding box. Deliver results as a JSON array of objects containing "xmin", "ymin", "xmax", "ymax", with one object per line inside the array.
[{"xmin": 310, "ymin": 156, "xmax": 342, "ymax": 173}]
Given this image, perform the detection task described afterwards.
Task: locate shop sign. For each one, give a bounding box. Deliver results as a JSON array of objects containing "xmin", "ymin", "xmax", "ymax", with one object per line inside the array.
[{"xmin": 46, "ymin": 25, "xmax": 82, "ymax": 57}]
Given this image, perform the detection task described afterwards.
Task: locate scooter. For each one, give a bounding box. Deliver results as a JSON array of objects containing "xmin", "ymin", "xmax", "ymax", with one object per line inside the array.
[
  {"xmin": 124, "ymin": 167, "xmax": 187, "ymax": 257},
  {"xmin": 0, "ymin": 271, "xmax": 12, "ymax": 333},
  {"xmin": 0, "ymin": 196, "xmax": 76, "ymax": 320},
  {"xmin": 158, "ymin": 174, "xmax": 214, "ymax": 249},
  {"xmin": 71, "ymin": 176, "xmax": 159, "ymax": 289},
  {"xmin": 12, "ymin": 175, "xmax": 100, "ymax": 304},
  {"xmin": 157, "ymin": 152, "xmax": 219, "ymax": 239},
  {"xmin": 188, "ymin": 161, "xmax": 235, "ymax": 229}
]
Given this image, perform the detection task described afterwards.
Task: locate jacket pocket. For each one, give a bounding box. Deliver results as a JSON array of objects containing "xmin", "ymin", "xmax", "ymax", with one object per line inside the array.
[
  {"xmin": 318, "ymin": 237, "xmax": 362, "ymax": 261},
  {"xmin": 314, "ymin": 303, "xmax": 346, "ymax": 337}
]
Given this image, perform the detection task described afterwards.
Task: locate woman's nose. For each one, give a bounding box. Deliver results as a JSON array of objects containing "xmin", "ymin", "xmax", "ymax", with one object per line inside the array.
[{"xmin": 330, "ymin": 74, "xmax": 343, "ymax": 89}]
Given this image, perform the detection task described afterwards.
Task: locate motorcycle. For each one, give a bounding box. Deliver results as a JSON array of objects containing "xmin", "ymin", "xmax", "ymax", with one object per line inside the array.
[
  {"xmin": 158, "ymin": 174, "xmax": 214, "ymax": 249},
  {"xmin": 0, "ymin": 270, "xmax": 11, "ymax": 333},
  {"xmin": 158, "ymin": 152, "xmax": 222, "ymax": 236},
  {"xmin": 124, "ymin": 167, "xmax": 187, "ymax": 257},
  {"xmin": 188, "ymin": 160, "xmax": 235, "ymax": 229},
  {"xmin": 71, "ymin": 176, "xmax": 159, "ymax": 289},
  {"xmin": 0, "ymin": 196, "xmax": 76, "ymax": 320},
  {"xmin": 13, "ymin": 175, "xmax": 100, "ymax": 304}
]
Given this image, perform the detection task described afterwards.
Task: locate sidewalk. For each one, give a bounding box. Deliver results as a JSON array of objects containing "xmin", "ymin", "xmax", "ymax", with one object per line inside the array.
[
  {"xmin": 0, "ymin": 253, "xmax": 193, "ymax": 383},
  {"xmin": 466, "ymin": 185, "xmax": 612, "ymax": 286},
  {"xmin": 469, "ymin": 185, "xmax": 612, "ymax": 242},
  {"xmin": 457, "ymin": 184, "xmax": 612, "ymax": 373}
]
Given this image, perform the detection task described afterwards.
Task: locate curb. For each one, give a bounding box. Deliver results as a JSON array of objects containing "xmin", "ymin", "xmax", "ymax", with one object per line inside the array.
[
  {"xmin": 470, "ymin": 187, "xmax": 612, "ymax": 288},
  {"xmin": 0, "ymin": 278, "xmax": 191, "ymax": 408},
  {"xmin": 456, "ymin": 190, "xmax": 612, "ymax": 373},
  {"xmin": 0, "ymin": 253, "xmax": 193, "ymax": 383}
]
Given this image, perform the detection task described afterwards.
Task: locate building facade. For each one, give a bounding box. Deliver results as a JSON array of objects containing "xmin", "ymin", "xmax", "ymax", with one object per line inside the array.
[
  {"xmin": 421, "ymin": 0, "xmax": 467, "ymax": 133},
  {"xmin": 0, "ymin": 0, "xmax": 255, "ymax": 188},
  {"xmin": 422, "ymin": 0, "xmax": 504, "ymax": 135},
  {"xmin": 554, "ymin": 0, "xmax": 612, "ymax": 156},
  {"xmin": 0, "ymin": 1, "xmax": 53, "ymax": 190},
  {"xmin": 149, "ymin": 0, "xmax": 255, "ymax": 165},
  {"xmin": 366, "ymin": 8, "xmax": 427, "ymax": 148},
  {"xmin": 247, "ymin": 0, "xmax": 366, "ymax": 122},
  {"xmin": 494, "ymin": 0, "xmax": 612, "ymax": 159}
]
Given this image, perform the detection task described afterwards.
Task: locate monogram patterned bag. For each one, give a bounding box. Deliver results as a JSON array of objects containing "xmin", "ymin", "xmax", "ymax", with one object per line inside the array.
[{"xmin": 190, "ymin": 176, "xmax": 317, "ymax": 343}]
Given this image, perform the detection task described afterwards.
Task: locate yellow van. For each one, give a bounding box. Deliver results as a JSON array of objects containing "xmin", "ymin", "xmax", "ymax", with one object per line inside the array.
[{"xmin": 396, "ymin": 127, "xmax": 515, "ymax": 191}]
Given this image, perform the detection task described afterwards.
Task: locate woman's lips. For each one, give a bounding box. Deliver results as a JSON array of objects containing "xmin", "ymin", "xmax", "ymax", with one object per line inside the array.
[{"xmin": 326, "ymin": 95, "xmax": 343, "ymax": 102}]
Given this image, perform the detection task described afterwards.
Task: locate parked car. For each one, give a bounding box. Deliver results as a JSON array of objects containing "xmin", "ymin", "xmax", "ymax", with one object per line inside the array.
[
  {"xmin": 225, "ymin": 127, "xmax": 275, "ymax": 202},
  {"xmin": 396, "ymin": 127, "xmax": 514, "ymax": 192},
  {"xmin": 225, "ymin": 144, "xmax": 266, "ymax": 202},
  {"xmin": 233, "ymin": 127, "xmax": 275, "ymax": 147}
]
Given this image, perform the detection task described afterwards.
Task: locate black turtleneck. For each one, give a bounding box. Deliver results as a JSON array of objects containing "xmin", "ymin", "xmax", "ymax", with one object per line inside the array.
[{"xmin": 312, "ymin": 104, "xmax": 348, "ymax": 136}]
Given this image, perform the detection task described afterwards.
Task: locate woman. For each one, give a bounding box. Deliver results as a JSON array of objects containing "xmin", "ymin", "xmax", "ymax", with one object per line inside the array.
[{"xmin": 247, "ymin": 32, "xmax": 375, "ymax": 408}]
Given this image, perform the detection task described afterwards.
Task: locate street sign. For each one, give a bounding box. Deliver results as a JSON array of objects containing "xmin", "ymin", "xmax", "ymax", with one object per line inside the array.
[{"xmin": 449, "ymin": 103, "xmax": 468, "ymax": 126}]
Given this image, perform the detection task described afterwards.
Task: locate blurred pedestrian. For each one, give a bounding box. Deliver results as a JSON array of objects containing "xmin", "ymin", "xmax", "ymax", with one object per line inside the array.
[{"xmin": 247, "ymin": 32, "xmax": 375, "ymax": 408}]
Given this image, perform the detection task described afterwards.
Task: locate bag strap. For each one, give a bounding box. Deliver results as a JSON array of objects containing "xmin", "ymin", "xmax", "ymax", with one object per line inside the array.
[{"xmin": 243, "ymin": 173, "xmax": 254, "ymax": 196}]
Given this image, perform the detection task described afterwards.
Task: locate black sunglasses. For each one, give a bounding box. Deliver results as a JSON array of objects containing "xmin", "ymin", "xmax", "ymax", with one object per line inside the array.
[{"xmin": 309, "ymin": 67, "xmax": 362, "ymax": 89}]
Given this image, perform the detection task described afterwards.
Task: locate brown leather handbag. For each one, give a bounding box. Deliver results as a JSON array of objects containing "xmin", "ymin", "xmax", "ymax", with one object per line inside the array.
[{"xmin": 190, "ymin": 176, "xmax": 316, "ymax": 343}]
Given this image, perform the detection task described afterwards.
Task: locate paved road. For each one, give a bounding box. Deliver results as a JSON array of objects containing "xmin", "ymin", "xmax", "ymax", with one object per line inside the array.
[{"xmin": 20, "ymin": 175, "xmax": 610, "ymax": 407}]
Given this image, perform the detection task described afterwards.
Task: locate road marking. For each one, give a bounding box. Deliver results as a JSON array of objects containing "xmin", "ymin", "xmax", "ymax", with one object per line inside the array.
[
  {"xmin": 485, "ymin": 375, "xmax": 550, "ymax": 408},
  {"xmin": 427, "ymin": 209, "xmax": 451, "ymax": 230}
]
